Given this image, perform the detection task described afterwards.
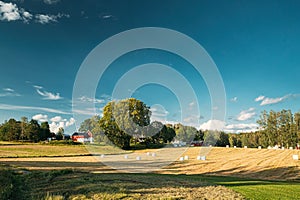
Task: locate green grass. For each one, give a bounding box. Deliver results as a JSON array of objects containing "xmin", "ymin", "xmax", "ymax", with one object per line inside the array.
[
  {"xmin": 0, "ymin": 165, "xmax": 244, "ymax": 200},
  {"xmin": 0, "ymin": 143, "xmax": 127, "ymax": 158},
  {"xmin": 1, "ymin": 144, "xmax": 300, "ymax": 199},
  {"xmin": 189, "ymin": 175, "xmax": 300, "ymax": 200},
  {"xmin": 2, "ymin": 163, "xmax": 300, "ymax": 200}
]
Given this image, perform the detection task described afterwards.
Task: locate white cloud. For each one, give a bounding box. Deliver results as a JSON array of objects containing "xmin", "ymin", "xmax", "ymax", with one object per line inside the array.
[
  {"xmin": 0, "ymin": 1, "xmax": 34, "ymax": 23},
  {"xmin": 32, "ymin": 114, "xmax": 48, "ymax": 122},
  {"xmin": 224, "ymin": 123, "xmax": 258, "ymax": 133},
  {"xmin": 50, "ymin": 116, "xmax": 62, "ymax": 122},
  {"xmin": 49, "ymin": 121, "xmax": 64, "ymax": 133},
  {"xmin": 35, "ymin": 13, "xmax": 69, "ymax": 24},
  {"xmin": 255, "ymin": 94, "xmax": 299, "ymax": 106},
  {"xmin": 200, "ymin": 119, "xmax": 258, "ymax": 133},
  {"xmin": 35, "ymin": 14, "xmax": 56, "ymax": 24},
  {"xmin": 0, "ymin": 1, "xmax": 68, "ymax": 24},
  {"xmin": 0, "ymin": 103, "xmax": 70, "ymax": 114},
  {"xmin": 49, "ymin": 116, "xmax": 76, "ymax": 133},
  {"xmin": 255, "ymin": 95, "xmax": 265, "ymax": 102},
  {"xmin": 237, "ymin": 107, "xmax": 256, "ymax": 121},
  {"xmin": 199, "ymin": 120, "xmax": 225, "ymax": 131},
  {"xmin": 0, "ymin": 92, "xmax": 20, "ymax": 97},
  {"xmin": 72, "ymin": 108, "xmax": 96, "ymax": 116},
  {"xmin": 260, "ymin": 95, "xmax": 288, "ymax": 106},
  {"xmin": 150, "ymin": 104, "xmax": 168, "ymax": 122},
  {"xmin": 0, "ymin": 88, "xmax": 20, "ymax": 97},
  {"xmin": 189, "ymin": 101, "xmax": 195, "ymax": 107},
  {"xmin": 102, "ymin": 14, "xmax": 112, "ymax": 19},
  {"xmin": 78, "ymin": 96, "xmax": 104, "ymax": 104},
  {"xmin": 43, "ymin": 0, "xmax": 60, "ymax": 5},
  {"xmin": 3, "ymin": 88, "xmax": 14, "ymax": 92},
  {"xmin": 66, "ymin": 117, "xmax": 75, "ymax": 127},
  {"xmin": 212, "ymin": 106, "xmax": 218, "ymax": 111},
  {"xmin": 0, "ymin": 1, "xmax": 21, "ymax": 21},
  {"xmin": 36, "ymin": 88, "xmax": 62, "ymax": 100},
  {"xmin": 33, "ymin": 85, "xmax": 43, "ymax": 89},
  {"xmin": 230, "ymin": 97, "xmax": 238, "ymax": 102},
  {"xmin": 183, "ymin": 115, "xmax": 201, "ymax": 127},
  {"xmin": 22, "ymin": 11, "xmax": 32, "ymax": 19}
]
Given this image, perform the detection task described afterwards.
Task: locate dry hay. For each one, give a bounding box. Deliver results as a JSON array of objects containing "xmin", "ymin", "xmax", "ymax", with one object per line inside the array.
[{"xmin": 0, "ymin": 146, "xmax": 299, "ymax": 181}]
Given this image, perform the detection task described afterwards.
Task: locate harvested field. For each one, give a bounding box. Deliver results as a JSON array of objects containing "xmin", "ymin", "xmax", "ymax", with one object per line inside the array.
[
  {"xmin": 1, "ymin": 145, "xmax": 300, "ymax": 199},
  {"xmin": 1, "ymin": 145, "xmax": 299, "ymax": 181},
  {"xmin": 162, "ymin": 147, "xmax": 300, "ymax": 181}
]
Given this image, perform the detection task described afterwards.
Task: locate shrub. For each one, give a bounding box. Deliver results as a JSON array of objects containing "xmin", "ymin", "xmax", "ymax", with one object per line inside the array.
[{"xmin": 0, "ymin": 169, "xmax": 17, "ymax": 200}]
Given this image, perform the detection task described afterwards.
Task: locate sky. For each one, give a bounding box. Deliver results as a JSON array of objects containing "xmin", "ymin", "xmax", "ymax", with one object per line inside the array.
[{"xmin": 0, "ymin": 0, "xmax": 300, "ymax": 134}]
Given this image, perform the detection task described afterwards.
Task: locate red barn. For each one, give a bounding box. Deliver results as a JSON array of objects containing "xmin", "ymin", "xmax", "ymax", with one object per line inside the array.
[{"xmin": 72, "ymin": 130, "xmax": 93, "ymax": 143}]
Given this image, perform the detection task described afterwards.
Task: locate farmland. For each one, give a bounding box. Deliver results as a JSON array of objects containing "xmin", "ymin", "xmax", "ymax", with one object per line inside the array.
[{"xmin": 0, "ymin": 144, "xmax": 300, "ymax": 199}]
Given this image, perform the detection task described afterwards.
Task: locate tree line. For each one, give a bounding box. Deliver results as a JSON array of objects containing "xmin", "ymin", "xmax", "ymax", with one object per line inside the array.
[
  {"xmin": 1, "ymin": 98, "xmax": 299, "ymax": 149},
  {"xmin": 79, "ymin": 98, "xmax": 208, "ymax": 149},
  {"xmin": 200, "ymin": 109, "xmax": 300, "ymax": 148},
  {"xmin": 0, "ymin": 117, "xmax": 54, "ymax": 142},
  {"xmin": 80, "ymin": 98, "xmax": 300, "ymax": 149},
  {"xmin": 254, "ymin": 109, "xmax": 299, "ymax": 148}
]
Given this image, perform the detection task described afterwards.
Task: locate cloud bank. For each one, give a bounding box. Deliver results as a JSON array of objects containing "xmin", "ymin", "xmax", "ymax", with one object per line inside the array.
[{"xmin": 0, "ymin": 1, "xmax": 68, "ymax": 24}]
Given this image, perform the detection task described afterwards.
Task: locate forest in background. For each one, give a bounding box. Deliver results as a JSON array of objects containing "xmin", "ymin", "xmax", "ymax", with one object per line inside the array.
[{"xmin": 1, "ymin": 98, "xmax": 300, "ymax": 149}]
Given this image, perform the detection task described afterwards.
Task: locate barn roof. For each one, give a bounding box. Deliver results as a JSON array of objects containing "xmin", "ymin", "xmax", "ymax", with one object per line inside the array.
[{"xmin": 72, "ymin": 131, "xmax": 92, "ymax": 137}]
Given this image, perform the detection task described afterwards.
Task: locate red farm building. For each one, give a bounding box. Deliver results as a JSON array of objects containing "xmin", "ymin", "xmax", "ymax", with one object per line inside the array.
[{"xmin": 72, "ymin": 130, "xmax": 93, "ymax": 143}]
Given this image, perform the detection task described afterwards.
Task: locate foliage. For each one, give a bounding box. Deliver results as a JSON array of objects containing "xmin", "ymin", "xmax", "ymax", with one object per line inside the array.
[
  {"xmin": 216, "ymin": 131, "xmax": 229, "ymax": 147},
  {"xmin": 0, "ymin": 117, "xmax": 53, "ymax": 142},
  {"xmin": 40, "ymin": 122, "xmax": 52, "ymax": 141},
  {"xmin": 100, "ymin": 98, "xmax": 153, "ymax": 149},
  {"xmin": 146, "ymin": 123, "xmax": 176, "ymax": 146},
  {"xmin": 173, "ymin": 123, "xmax": 199, "ymax": 143},
  {"xmin": 225, "ymin": 109, "xmax": 300, "ymax": 148},
  {"xmin": 257, "ymin": 109, "xmax": 300, "ymax": 148},
  {"xmin": 79, "ymin": 115, "xmax": 106, "ymax": 143},
  {"xmin": 56, "ymin": 127, "xmax": 64, "ymax": 140},
  {"xmin": 0, "ymin": 166, "xmax": 24, "ymax": 200},
  {"xmin": 203, "ymin": 130, "xmax": 220, "ymax": 145},
  {"xmin": 48, "ymin": 140, "xmax": 82, "ymax": 146}
]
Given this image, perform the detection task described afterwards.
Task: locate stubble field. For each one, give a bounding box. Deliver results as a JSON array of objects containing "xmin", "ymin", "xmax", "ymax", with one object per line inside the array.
[{"xmin": 0, "ymin": 143, "xmax": 300, "ymax": 199}]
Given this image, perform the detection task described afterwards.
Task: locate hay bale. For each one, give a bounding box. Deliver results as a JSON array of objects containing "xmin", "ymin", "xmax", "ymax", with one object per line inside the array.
[{"xmin": 292, "ymin": 155, "xmax": 299, "ymax": 160}]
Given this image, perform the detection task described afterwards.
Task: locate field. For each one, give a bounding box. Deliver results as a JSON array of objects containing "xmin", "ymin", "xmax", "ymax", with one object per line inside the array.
[{"xmin": 0, "ymin": 144, "xmax": 300, "ymax": 199}]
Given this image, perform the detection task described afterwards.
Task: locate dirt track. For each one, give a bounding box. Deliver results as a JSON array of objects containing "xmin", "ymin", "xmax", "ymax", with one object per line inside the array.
[{"xmin": 1, "ymin": 147, "xmax": 299, "ymax": 181}]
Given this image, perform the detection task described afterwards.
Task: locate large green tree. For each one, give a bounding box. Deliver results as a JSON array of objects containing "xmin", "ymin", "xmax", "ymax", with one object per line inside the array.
[
  {"xmin": 40, "ymin": 122, "xmax": 51, "ymax": 141},
  {"xmin": 26, "ymin": 119, "xmax": 40, "ymax": 142},
  {"xmin": 99, "ymin": 98, "xmax": 152, "ymax": 149},
  {"xmin": 257, "ymin": 109, "xmax": 299, "ymax": 148},
  {"xmin": 174, "ymin": 123, "xmax": 198, "ymax": 143},
  {"xmin": 79, "ymin": 115, "xmax": 106, "ymax": 143},
  {"xmin": 151, "ymin": 123, "xmax": 176, "ymax": 144}
]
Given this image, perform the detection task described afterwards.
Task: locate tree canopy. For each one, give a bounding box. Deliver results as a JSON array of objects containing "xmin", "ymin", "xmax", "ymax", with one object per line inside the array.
[
  {"xmin": 0, "ymin": 117, "xmax": 52, "ymax": 142},
  {"xmin": 99, "ymin": 98, "xmax": 153, "ymax": 149}
]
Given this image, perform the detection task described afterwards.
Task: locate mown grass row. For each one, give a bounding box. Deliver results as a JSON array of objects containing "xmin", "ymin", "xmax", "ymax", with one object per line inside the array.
[
  {"xmin": 0, "ymin": 165, "xmax": 243, "ymax": 200},
  {"xmin": 1, "ymin": 163, "xmax": 300, "ymax": 200},
  {"xmin": 0, "ymin": 143, "xmax": 125, "ymax": 158},
  {"xmin": 190, "ymin": 175, "xmax": 300, "ymax": 200}
]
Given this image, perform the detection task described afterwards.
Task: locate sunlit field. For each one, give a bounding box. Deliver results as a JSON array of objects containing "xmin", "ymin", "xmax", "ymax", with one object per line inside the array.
[{"xmin": 1, "ymin": 143, "xmax": 300, "ymax": 199}]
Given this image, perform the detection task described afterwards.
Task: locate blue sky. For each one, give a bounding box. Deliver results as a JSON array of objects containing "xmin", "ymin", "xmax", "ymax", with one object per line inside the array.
[{"xmin": 0, "ymin": 0, "xmax": 300, "ymax": 134}]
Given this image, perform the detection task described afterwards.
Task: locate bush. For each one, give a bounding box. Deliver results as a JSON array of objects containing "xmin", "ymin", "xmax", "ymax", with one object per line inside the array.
[
  {"xmin": 48, "ymin": 140, "xmax": 82, "ymax": 146},
  {"xmin": 0, "ymin": 169, "xmax": 14, "ymax": 199}
]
